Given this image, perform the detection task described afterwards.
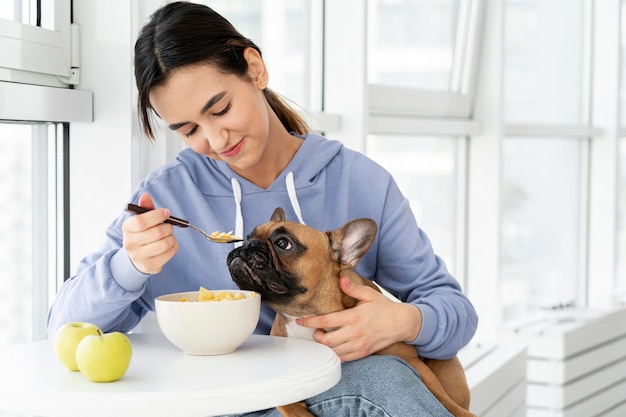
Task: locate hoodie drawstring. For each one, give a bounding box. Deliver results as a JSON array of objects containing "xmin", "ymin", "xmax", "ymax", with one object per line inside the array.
[
  {"xmin": 230, "ymin": 172, "xmax": 305, "ymax": 247},
  {"xmin": 231, "ymin": 178, "xmax": 243, "ymax": 248},
  {"xmin": 286, "ymin": 172, "xmax": 305, "ymax": 225}
]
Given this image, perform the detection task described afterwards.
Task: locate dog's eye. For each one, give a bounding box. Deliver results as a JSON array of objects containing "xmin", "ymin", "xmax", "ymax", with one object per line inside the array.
[{"xmin": 275, "ymin": 237, "xmax": 292, "ymax": 250}]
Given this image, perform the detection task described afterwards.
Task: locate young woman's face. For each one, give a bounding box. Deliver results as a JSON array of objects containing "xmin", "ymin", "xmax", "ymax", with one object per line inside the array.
[{"xmin": 148, "ymin": 60, "xmax": 270, "ymax": 171}]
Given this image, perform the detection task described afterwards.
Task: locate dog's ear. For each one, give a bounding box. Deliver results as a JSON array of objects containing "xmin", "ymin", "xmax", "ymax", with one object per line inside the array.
[
  {"xmin": 270, "ymin": 207, "xmax": 286, "ymax": 222},
  {"xmin": 328, "ymin": 219, "xmax": 377, "ymax": 268}
]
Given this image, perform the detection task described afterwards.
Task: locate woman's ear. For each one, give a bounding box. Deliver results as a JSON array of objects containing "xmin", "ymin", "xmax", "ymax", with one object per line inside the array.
[{"xmin": 243, "ymin": 47, "xmax": 268, "ymax": 90}]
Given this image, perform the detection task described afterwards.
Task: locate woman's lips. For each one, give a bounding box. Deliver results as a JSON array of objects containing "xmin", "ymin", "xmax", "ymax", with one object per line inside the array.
[{"xmin": 219, "ymin": 138, "xmax": 245, "ymax": 158}]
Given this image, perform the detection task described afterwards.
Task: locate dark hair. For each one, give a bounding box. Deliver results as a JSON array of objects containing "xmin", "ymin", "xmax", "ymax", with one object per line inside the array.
[{"xmin": 134, "ymin": 1, "xmax": 309, "ymax": 140}]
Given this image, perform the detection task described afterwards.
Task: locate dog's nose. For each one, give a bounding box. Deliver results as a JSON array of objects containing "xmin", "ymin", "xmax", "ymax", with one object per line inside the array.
[{"xmin": 243, "ymin": 238, "xmax": 265, "ymax": 249}]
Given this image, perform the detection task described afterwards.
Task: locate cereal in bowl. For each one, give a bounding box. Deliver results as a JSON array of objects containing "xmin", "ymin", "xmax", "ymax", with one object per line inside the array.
[{"xmin": 179, "ymin": 287, "xmax": 257, "ymax": 302}]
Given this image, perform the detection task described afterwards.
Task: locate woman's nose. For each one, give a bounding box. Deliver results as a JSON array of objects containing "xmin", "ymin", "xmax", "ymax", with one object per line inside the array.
[{"xmin": 201, "ymin": 124, "xmax": 228, "ymax": 151}]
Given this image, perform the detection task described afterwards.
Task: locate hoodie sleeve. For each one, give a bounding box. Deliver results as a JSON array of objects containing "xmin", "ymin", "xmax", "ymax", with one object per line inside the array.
[
  {"xmin": 366, "ymin": 177, "xmax": 478, "ymax": 360},
  {"xmin": 46, "ymin": 214, "xmax": 152, "ymax": 337}
]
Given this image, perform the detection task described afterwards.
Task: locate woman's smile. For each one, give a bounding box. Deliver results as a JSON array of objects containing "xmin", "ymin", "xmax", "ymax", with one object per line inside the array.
[{"xmin": 218, "ymin": 138, "xmax": 245, "ymax": 158}]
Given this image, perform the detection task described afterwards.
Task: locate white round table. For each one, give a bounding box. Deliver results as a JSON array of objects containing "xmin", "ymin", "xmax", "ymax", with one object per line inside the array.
[{"xmin": 0, "ymin": 333, "xmax": 341, "ymax": 417}]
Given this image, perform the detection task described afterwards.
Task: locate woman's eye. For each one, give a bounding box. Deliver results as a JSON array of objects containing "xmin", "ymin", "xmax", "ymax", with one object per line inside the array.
[
  {"xmin": 276, "ymin": 237, "xmax": 292, "ymax": 250},
  {"xmin": 183, "ymin": 126, "xmax": 198, "ymax": 138},
  {"xmin": 214, "ymin": 102, "xmax": 231, "ymax": 116}
]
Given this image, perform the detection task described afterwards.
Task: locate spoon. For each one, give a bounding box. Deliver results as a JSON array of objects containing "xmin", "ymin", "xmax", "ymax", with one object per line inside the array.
[{"xmin": 125, "ymin": 203, "xmax": 243, "ymax": 243}]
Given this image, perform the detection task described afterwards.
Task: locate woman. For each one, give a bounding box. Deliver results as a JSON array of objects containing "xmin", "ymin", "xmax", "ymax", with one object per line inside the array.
[{"xmin": 47, "ymin": 2, "xmax": 477, "ymax": 416}]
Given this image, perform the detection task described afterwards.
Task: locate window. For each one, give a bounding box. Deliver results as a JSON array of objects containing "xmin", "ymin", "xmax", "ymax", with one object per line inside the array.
[
  {"xmin": 0, "ymin": 123, "xmax": 66, "ymax": 348},
  {"xmin": 0, "ymin": 0, "xmax": 90, "ymax": 352},
  {"xmin": 500, "ymin": 137, "xmax": 584, "ymax": 318},
  {"xmin": 619, "ymin": 1, "xmax": 626, "ymax": 301},
  {"xmin": 0, "ymin": 85, "xmax": 89, "ymax": 349},
  {"xmin": 0, "ymin": 124, "xmax": 35, "ymax": 348},
  {"xmin": 618, "ymin": 138, "xmax": 626, "ymax": 299},
  {"xmin": 368, "ymin": 0, "xmax": 462, "ymax": 91},
  {"xmin": 360, "ymin": 0, "xmax": 483, "ymax": 287},
  {"xmin": 0, "ymin": 0, "xmax": 54, "ymax": 29},
  {"xmin": 504, "ymin": 0, "xmax": 585, "ymax": 125},
  {"xmin": 367, "ymin": 0, "xmax": 483, "ymax": 119},
  {"xmin": 367, "ymin": 135, "xmax": 465, "ymax": 278},
  {"xmin": 499, "ymin": 0, "xmax": 592, "ymax": 321}
]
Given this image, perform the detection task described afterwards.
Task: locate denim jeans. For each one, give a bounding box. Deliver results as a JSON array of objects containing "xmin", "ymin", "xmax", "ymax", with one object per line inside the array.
[{"xmin": 226, "ymin": 355, "xmax": 454, "ymax": 417}]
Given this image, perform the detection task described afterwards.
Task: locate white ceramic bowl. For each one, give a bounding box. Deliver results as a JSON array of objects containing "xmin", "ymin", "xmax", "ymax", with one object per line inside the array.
[{"xmin": 155, "ymin": 290, "xmax": 260, "ymax": 355}]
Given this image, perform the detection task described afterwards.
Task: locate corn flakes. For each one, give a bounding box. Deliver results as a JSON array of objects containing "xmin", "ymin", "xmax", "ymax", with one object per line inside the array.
[
  {"xmin": 179, "ymin": 286, "xmax": 256, "ymax": 302},
  {"xmin": 209, "ymin": 230, "xmax": 242, "ymax": 241}
]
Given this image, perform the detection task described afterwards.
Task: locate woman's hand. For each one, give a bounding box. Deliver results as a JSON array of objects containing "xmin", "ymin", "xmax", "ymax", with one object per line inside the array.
[
  {"xmin": 122, "ymin": 193, "xmax": 179, "ymax": 275},
  {"xmin": 297, "ymin": 276, "xmax": 423, "ymax": 362}
]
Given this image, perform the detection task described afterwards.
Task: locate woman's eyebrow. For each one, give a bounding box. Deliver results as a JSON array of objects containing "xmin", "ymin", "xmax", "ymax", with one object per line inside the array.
[
  {"xmin": 200, "ymin": 91, "xmax": 226, "ymax": 114},
  {"xmin": 168, "ymin": 91, "xmax": 227, "ymax": 130}
]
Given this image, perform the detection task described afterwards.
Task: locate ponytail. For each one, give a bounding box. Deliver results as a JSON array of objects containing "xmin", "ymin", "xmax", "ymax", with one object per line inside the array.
[{"xmin": 263, "ymin": 89, "xmax": 310, "ymax": 135}]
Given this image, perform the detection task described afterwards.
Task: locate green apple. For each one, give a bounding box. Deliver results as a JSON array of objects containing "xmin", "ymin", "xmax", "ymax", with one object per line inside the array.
[
  {"xmin": 53, "ymin": 322, "xmax": 102, "ymax": 371},
  {"xmin": 75, "ymin": 331, "xmax": 133, "ymax": 382}
]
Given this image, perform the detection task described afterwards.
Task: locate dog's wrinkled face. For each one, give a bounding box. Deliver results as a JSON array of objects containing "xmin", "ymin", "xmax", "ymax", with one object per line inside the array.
[
  {"xmin": 227, "ymin": 208, "xmax": 377, "ymax": 318},
  {"xmin": 227, "ymin": 208, "xmax": 339, "ymax": 317}
]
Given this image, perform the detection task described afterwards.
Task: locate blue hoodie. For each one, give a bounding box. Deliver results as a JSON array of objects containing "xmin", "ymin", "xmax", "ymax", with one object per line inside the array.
[{"xmin": 47, "ymin": 133, "xmax": 477, "ymax": 359}]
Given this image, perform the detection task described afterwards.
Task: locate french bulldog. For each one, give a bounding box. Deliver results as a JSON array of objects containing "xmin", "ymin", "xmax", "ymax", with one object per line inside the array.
[{"xmin": 227, "ymin": 207, "xmax": 475, "ymax": 417}]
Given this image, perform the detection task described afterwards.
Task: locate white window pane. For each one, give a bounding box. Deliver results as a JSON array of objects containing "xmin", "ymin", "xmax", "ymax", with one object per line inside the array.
[
  {"xmin": 0, "ymin": 124, "xmax": 33, "ymax": 348},
  {"xmin": 0, "ymin": 122, "xmax": 61, "ymax": 349},
  {"xmin": 0, "ymin": 1, "xmax": 32, "ymax": 25},
  {"xmin": 621, "ymin": 2, "xmax": 626, "ymax": 124},
  {"xmin": 0, "ymin": 3, "xmax": 17, "ymax": 21},
  {"xmin": 501, "ymin": 138, "xmax": 582, "ymax": 320},
  {"xmin": 504, "ymin": 0, "xmax": 585, "ymax": 124},
  {"xmin": 367, "ymin": 135, "xmax": 460, "ymax": 276},
  {"xmin": 618, "ymin": 138, "xmax": 626, "ymax": 298},
  {"xmin": 368, "ymin": 0, "xmax": 461, "ymax": 90},
  {"xmin": 0, "ymin": 0, "xmax": 55, "ymax": 30}
]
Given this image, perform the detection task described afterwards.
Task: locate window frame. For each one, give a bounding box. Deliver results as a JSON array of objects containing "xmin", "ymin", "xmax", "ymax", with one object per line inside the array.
[
  {"xmin": 0, "ymin": 0, "xmax": 75, "ymax": 87},
  {"xmin": 0, "ymin": 81, "xmax": 92, "ymax": 122}
]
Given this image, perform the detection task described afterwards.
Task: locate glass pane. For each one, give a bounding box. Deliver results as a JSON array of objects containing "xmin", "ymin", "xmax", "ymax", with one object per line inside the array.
[
  {"xmin": 366, "ymin": 135, "xmax": 459, "ymax": 275},
  {"xmin": 622, "ymin": 2, "xmax": 626, "ymax": 125},
  {"xmin": 0, "ymin": 1, "xmax": 30, "ymax": 24},
  {"xmin": 504, "ymin": 0, "xmax": 585, "ymax": 124},
  {"xmin": 205, "ymin": 0, "xmax": 319, "ymax": 111},
  {"xmin": 500, "ymin": 137, "xmax": 582, "ymax": 320},
  {"xmin": 0, "ymin": 124, "xmax": 33, "ymax": 348},
  {"xmin": 618, "ymin": 138, "xmax": 626, "ymax": 298},
  {"xmin": 368, "ymin": 0, "xmax": 461, "ymax": 90},
  {"xmin": 0, "ymin": 122, "xmax": 61, "ymax": 350},
  {"xmin": 0, "ymin": 0, "xmax": 54, "ymax": 29}
]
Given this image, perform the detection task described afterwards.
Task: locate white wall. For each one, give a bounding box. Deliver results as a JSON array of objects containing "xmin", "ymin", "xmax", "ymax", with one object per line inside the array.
[{"xmin": 69, "ymin": 0, "xmax": 135, "ymax": 271}]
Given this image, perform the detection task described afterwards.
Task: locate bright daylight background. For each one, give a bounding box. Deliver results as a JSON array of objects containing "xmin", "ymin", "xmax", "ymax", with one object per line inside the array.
[
  {"xmin": 2, "ymin": 0, "xmax": 626, "ymax": 416},
  {"xmin": 2, "ymin": 3, "xmax": 626, "ymax": 415}
]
